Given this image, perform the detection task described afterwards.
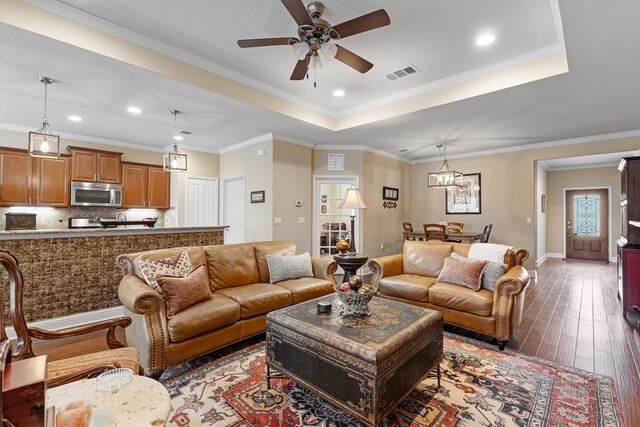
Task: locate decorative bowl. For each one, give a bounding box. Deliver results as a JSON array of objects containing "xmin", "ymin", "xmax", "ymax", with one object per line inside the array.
[
  {"xmin": 334, "ymin": 284, "xmax": 377, "ymax": 317},
  {"xmin": 95, "ymin": 368, "xmax": 133, "ymax": 392}
]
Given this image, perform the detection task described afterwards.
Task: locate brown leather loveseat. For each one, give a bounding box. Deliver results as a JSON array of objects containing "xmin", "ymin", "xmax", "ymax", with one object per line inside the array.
[
  {"xmin": 117, "ymin": 241, "xmax": 337, "ymax": 375},
  {"xmin": 369, "ymin": 240, "xmax": 529, "ymax": 350}
]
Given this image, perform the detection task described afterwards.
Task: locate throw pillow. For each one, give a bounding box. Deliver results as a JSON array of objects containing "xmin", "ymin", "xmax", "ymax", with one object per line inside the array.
[
  {"xmin": 451, "ymin": 252, "xmax": 507, "ymax": 291},
  {"xmin": 266, "ymin": 252, "xmax": 314, "ymax": 284},
  {"xmin": 136, "ymin": 251, "xmax": 193, "ymax": 293},
  {"xmin": 155, "ymin": 265, "xmax": 211, "ymax": 317},
  {"xmin": 437, "ymin": 256, "xmax": 487, "ymax": 291}
]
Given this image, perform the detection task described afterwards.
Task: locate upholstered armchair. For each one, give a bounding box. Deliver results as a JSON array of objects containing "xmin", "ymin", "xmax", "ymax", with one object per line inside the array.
[{"xmin": 0, "ymin": 249, "xmax": 140, "ymax": 387}]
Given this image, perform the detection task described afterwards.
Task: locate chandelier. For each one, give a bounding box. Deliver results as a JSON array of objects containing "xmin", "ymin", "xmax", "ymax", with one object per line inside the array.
[
  {"xmin": 28, "ymin": 76, "xmax": 60, "ymax": 158},
  {"xmin": 427, "ymin": 142, "xmax": 463, "ymax": 188},
  {"xmin": 163, "ymin": 109, "xmax": 188, "ymax": 172}
]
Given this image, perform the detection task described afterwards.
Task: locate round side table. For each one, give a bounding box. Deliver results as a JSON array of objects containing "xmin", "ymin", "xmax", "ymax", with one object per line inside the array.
[{"xmin": 333, "ymin": 254, "xmax": 368, "ymax": 284}]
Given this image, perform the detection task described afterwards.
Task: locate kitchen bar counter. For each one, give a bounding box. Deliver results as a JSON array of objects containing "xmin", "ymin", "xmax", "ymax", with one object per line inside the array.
[{"xmin": 0, "ymin": 226, "xmax": 227, "ymax": 324}]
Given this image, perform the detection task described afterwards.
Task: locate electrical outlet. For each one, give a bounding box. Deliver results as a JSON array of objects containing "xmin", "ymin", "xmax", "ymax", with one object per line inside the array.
[
  {"xmin": 527, "ymin": 217, "xmax": 532, "ymax": 224},
  {"xmin": 380, "ymin": 244, "xmax": 385, "ymax": 252},
  {"xmin": 298, "ymin": 217, "xmax": 305, "ymax": 224}
]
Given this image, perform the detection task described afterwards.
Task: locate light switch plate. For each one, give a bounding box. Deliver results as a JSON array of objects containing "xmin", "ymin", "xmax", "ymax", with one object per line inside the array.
[
  {"xmin": 274, "ymin": 217, "xmax": 282, "ymax": 224},
  {"xmin": 298, "ymin": 217, "xmax": 305, "ymax": 224}
]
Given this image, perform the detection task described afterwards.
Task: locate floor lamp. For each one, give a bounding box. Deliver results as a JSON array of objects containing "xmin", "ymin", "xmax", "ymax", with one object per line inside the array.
[{"xmin": 338, "ymin": 186, "xmax": 367, "ymax": 254}]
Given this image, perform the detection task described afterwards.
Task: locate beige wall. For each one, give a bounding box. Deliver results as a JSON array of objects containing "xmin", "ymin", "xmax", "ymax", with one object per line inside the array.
[
  {"xmin": 272, "ymin": 141, "xmax": 312, "ymax": 253},
  {"xmin": 535, "ymin": 162, "xmax": 548, "ymax": 264},
  {"xmin": 546, "ymin": 166, "xmax": 620, "ymax": 259},
  {"xmin": 220, "ymin": 139, "xmax": 273, "ymax": 242},
  {"xmin": 411, "ymin": 135, "xmax": 640, "ymax": 269},
  {"xmin": 174, "ymin": 148, "xmax": 220, "ymax": 227},
  {"xmin": 363, "ymin": 151, "xmax": 411, "ymax": 257}
]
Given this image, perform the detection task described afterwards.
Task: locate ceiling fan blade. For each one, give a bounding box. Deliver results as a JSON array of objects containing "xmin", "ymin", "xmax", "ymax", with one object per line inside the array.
[
  {"xmin": 334, "ymin": 45, "xmax": 373, "ymax": 73},
  {"xmin": 281, "ymin": 0, "xmax": 314, "ymax": 27},
  {"xmin": 332, "ymin": 9, "xmax": 390, "ymax": 39},
  {"xmin": 237, "ymin": 37, "xmax": 297, "ymax": 48},
  {"xmin": 290, "ymin": 59, "xmax": 308, "ymax": 80}
]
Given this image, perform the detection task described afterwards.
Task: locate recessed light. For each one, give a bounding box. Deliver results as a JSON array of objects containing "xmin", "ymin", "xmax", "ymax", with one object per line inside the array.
[
  {"xmin": 173, "ymin": 135, "xmax": 184, "ymax": 141},
  {"xmin": 333, "ymin": 89, "xmax": 346, "ymax": 97},
  {"xmin": 476, "ymin": 33, "xmax": 496, "ymax": 46},
  {"xmin": 127, "ymin": 106, "xmax": 142, "ymax": 114},
  {"xmin": 67, "ymin": 115, "xmax": 82, "ymax": 122}
]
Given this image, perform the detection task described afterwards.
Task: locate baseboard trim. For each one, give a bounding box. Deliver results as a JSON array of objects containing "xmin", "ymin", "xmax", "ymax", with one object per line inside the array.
[
  {"xmin": 535, "ymin": 253, "xmax": 548, "ymax": 266},
  {"xmin": 546, "ymin": 252, "xmax": 565, "ymax": 258},
  {"xmin": 610, "ymin": 256, "xmax": 617, "ymax": 263},
  {"xmin": 5, "ymin": 306, "xmax": 125, "ymax": 341}
]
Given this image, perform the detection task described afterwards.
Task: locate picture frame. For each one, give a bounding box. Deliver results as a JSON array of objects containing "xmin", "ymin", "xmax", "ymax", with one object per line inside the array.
[
  {"xmin": 541, "ymin": 194, "xmax": 546, "ymax": 213},
  {"xmin": 250, "ymin": 190, "xmax": 265, "ymax": 203},
  {"xmin": 382, "ymin": 186, "xmax": 399, "ymax": 201},
  {"xmin": 445, "ymin": 173, "xmax": 481, "ymax": 214}
]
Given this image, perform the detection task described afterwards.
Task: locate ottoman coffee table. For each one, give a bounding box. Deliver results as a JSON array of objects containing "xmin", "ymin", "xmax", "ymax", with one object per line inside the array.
[{"xmin": 266, "ymin": 294, "xmax": 443, "ymax": 426}]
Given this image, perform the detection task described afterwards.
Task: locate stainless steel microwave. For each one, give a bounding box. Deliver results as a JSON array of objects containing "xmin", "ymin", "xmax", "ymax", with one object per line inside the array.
[{"xmin": 70, "ymin": 181, "xmax": 122, "ymax": 207}]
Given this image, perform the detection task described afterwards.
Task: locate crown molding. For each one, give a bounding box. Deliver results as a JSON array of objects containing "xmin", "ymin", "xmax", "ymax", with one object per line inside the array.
[
  {"xmin": 545, "ymin": 162, "xmax": 620, "ymax": 172},
  {"xmin": 162, "ymin": 143, "xmax": 220, "ymax": 155},
  {"xmin": 364, "ymin": 147, "xmax": 412, "ymax": 164},
  {"xmin": 313, "ymin": 144, "xmax": 367, "ymax": 151},
  {"xmin": 218, "ymin": 133, "xmax": 274, "ymax": 154},
  {"xmin": 272, "ymin": 134, "xmax": 316, "ymax": 148},
  {"xmin": 411, "ymin": 129, "xmax": 640, "ymax": 164}
]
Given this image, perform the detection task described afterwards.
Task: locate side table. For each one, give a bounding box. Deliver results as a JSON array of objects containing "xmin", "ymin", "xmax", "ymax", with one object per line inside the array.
[{"xmin": 333, "ymin": 254, "xmax": 368, "ymax": 284}]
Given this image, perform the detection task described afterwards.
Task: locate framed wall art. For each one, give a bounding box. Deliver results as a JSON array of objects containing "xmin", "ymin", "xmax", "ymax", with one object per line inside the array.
[
  {"xmin": 382, "ymin": 186, "xmax": 399, "ymax": 201},
  {"xmin": 250, "ymin": 190, "xmax": 265, "ymax": 203},
  {"xmin": 445, "ymin": 173, "xmax": 481, "ymax": 214}
]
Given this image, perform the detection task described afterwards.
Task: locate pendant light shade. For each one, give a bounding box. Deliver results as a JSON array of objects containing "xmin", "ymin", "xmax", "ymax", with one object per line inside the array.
[
  {"xmin": 163, "ymin": 110, "xmax": 187, "ymax": 172},
  {"xmin": 427, "ymin": 142, "xmax": 463, "ymax": 188},
  {"xmin": 29, "ymin": 76, "xmax": 60, "ymax": 158}
]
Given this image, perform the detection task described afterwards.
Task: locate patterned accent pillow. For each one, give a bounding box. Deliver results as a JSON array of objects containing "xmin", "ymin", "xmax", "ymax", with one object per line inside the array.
[
  {"xmin": 136, "ymin": 251, "xmax": 193, "ymax": 293},
  {"xmin": 266, "ymin": 252, "xmax": 314, "ymax": 284},
  {"xmin": 451, "ymin": 252, "xmax": 507, "ymax": 291},
  {"xmin": 156, "ymin": 265, "xmax": 212, "ymax": 317},
  {"xmin": 437, "ymin": 256, "xmax": 487, "ymax": 291}
]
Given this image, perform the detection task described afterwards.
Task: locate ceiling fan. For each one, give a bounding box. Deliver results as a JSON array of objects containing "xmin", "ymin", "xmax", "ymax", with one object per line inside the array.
[{"xmin": 237, "ymin": 1, "xmax": 390, "ymax": 82}]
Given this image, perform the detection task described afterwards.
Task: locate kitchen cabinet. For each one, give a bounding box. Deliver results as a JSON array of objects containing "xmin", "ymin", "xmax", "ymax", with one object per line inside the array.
[
  {"xmin": 122, "ymin": 162, "xmax": 170, "ymax": 209},
  {"xmin": 0, "ymin": 148, "xmax": 70, "ymax": 207},
  {"xmin": 68, "ymin": 146, "xmax": 122, "ymax": 184}
]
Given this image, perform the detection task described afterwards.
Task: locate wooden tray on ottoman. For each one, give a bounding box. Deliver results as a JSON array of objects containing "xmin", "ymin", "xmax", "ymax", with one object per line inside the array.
[{"xmin": 266, "ymin": 295, "xmax": 443, "ymax": 426}]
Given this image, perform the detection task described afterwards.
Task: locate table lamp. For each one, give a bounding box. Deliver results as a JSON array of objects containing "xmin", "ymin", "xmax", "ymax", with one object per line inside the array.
[{"xmin": 338, "ymin": 185, "xmax": 367, "ymax": 254}]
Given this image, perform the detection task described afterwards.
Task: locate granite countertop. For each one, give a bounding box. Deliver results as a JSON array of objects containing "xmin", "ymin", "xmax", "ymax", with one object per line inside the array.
[{"xmin": 0, "ymin": 225, "xmax": 228, "ymax": 239}]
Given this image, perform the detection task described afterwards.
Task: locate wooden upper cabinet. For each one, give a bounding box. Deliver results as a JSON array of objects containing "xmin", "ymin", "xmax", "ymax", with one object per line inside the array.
[
  {"xmin": 122, "ymin": 162, "xmax": 170, "ymax": 210},
  {"xmin": 33, "ymin": 156, "xmax": 70, "ymax": 207},
  {"xmin": 147, "ymin": 166, "xmax": 170, "ymax": 209},
  {"xmin": 69, "ymin": 147, "xmax": 122, "ymax": 183},
  {"xmin": 0, "ymin": 149, "xmax": 32, "ymax": 206}
]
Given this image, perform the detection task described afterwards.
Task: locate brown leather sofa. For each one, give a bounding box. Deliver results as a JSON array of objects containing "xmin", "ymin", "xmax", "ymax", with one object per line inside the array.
[
  {"xmin": 117, "ymin": 241, "xmax": 337, "ymax": 375},
  {"xmin": 369, "ymin": 241, "xmax": 529, "ymax": 350}
]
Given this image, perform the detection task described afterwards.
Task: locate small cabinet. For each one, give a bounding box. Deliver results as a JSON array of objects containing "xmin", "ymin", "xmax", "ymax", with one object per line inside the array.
[
  {"xmin": 69, "ymin": 146, "xmax": 122, "ymax": 184},
  {"xmin": 0, "ymin": 148, "xmax": 70, "ymax": 207},
  {"xmin": 122, "ymin": 162, "xmax": 170, "ymax": 209}
]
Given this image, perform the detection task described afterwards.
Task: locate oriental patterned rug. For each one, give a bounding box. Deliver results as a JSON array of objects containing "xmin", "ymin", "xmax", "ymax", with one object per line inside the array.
[{"xmin": 161, "ymin": 335, "xmax": 624, "ymax": 427}]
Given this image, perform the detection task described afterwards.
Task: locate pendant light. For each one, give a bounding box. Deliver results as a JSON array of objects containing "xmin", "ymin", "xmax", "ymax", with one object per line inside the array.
[
  {"xmin": 28, "ymin": 76, "xmax": 60, "ymax": 158},
  {"xmin": 427, "ymin": 142, "xmax": 463, "ymax": 188},
  {"xmin": 163, "ymin": 109, "xmax": 187, "ymax": 172}
]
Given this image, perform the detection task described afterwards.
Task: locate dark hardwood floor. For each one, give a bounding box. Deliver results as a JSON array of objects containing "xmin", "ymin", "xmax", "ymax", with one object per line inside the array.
[{"xmin": 30, "ymin": 258, "xmax": 639, "ymax": 425}]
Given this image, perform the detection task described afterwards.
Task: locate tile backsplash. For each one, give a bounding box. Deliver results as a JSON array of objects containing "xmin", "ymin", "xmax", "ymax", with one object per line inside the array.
[{"xmin": 0, "ymin": 207, "xmax": 170, "ymax": 230}]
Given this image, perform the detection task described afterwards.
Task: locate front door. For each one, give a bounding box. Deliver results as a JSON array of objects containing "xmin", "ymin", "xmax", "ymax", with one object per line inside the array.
[{"xmin": 566, "ymin": 189, "xmax": 609, "ymax": 261}]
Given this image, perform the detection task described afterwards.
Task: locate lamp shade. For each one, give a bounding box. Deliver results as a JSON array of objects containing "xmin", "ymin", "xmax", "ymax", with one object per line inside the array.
[
  {"xmin": 321, "ymin": 42, "xmax": 337, "ymax": 60},
  {"xmin": 292, "ymin": 42, "xmax": 309, "ymax": 60},
  {"xmin": 338, "ymin": 187, "xmax": 367, "ymax": 210}
]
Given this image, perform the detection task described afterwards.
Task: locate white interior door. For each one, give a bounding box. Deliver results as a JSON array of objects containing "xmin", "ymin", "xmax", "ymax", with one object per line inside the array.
[
  {"xmin": 223, "ymin": 176, "xmax": 245, "ymax": 243},
  {"xmin": 186, "ymin": 176, "xmax": 218, "ymax": 226}
]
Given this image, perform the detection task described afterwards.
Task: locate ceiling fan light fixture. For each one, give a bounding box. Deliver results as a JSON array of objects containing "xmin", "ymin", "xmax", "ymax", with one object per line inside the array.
[
  {"xmin": 320, "ymin": 42, "xmax": 337, "ymax": 60},
  {"xmin": 310, "ymin": 53, "xmax": 323, "ymax": 70},
  {"xmin": 292, "ymin": 41, "xmax": 309, "ymax": 60}
]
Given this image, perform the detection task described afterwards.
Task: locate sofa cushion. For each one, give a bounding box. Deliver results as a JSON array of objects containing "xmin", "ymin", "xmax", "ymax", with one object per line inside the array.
[
  {"xmin": 253, "ymin": 241, "xmax": 297, "ymax": 283},
  {"xmin": 429, "ymin": 282, "xmax": 493, "ymax": 317},
  {"xmin": 274, "ymin": 277, "xmax": 334, "ymax": 304},
  {"xmin": 216, "ymin": 283, "xmax": 293, "ymax": 318},
  {"xmin": 136, "ymin": 250, "xmax": 193, "ymax": 293},
  {"xmin": 403, "ymin": 241, "xmax": 453, "ymax": 277},
  {"xmin": 204, "ymin": 244, "xmax": 259, "ymax": 290},
  {"xmin": 451, "ymin": 252, "xmax": 506, "ymax": 291},
  {"xmin": 377, "ymin": 274, "xmax": 437, "ymax": 302},
  {"xmin": 267, "ymin": 252, "xmax": 314, "ymax": 284},
  {"xmin": 167, "ymin": 294, "xmax": 240, "ymax": 343},
  {"xmin": 156, "ymin": 265, "xmax": 212, "ymax": 318},
  {"xmin": 437, "ymin": 257, "xmax": 487, "ymax": 291}
]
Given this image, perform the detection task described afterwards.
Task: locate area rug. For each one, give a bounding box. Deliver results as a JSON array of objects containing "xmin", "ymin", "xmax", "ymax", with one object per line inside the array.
[{"xmin": 161, "ymin": 335, "xmax": 624, "ymax": 426}]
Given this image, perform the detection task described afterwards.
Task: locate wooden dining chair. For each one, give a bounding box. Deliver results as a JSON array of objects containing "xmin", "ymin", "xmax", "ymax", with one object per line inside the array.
[
  {"xmin": 0, "ymin": 249, "xmax": 140, "ymax": 387},
  {"xmin": 423, "ymin": 224, "xmax": 446, "ymax": 241},
  {"xmin": 478, "ymin": 224, "xmax": 493, "ymax": 243},
  {"xmin": 402, "ymin": 222, "xmax": 415, "ymax": 240},
  {"xmin": 445, "ymin": 221, "xmax": 464, "ymax": 242}
]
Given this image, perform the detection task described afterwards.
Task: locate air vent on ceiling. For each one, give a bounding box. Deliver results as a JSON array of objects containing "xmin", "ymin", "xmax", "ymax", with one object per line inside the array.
[
  {"xmin": 178, "ymin": 129, "xmax": 194, "ymax": 136},
  {"xmin": 384, "ymin": 65, "xmax": 420, "ymax": 82}
]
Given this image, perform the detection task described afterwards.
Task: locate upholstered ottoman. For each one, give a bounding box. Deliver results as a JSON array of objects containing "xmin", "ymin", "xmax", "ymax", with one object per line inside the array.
[{"xmin": 266, "ymin": 295, "xmax": 443, "ymax": 426}]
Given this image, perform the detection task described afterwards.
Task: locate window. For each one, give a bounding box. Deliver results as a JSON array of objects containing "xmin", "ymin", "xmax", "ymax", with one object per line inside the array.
[
  {"xmin": 574, "ymin": 194, "xmax": 600, "ymax": 236},
  {"xmin": 314, "ymin": 176, "xmax": 359, "ymax": 258}
]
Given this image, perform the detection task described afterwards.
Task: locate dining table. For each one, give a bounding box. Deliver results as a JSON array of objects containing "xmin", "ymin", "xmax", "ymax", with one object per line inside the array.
[{"xmin": 403, "ymin": 230, "xmax": 483, "ymax": 242}]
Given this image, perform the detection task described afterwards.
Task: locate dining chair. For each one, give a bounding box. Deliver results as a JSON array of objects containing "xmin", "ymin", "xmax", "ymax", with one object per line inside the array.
[
  {"xmin": 423, "ymin": 224, "xmax": 446, "ymax": 241},
  {"xmin": 445, "ymin": 222, "xmax": 464, "ymax": 242},
  {"xmin": 0, "ymin": 249, "xmax": 141, "ymax": 387},
  {"xmin": 402, "ymin": 222, "xmax": 415, "ymax": 240},
  {"xmin": 478, "ymin": 224, "xmax": 493, "ymax": 243}
]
